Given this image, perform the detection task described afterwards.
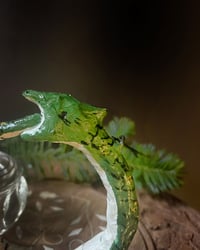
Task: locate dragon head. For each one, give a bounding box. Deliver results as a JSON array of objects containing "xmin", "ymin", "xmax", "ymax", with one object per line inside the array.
[
  {"xmin": 21, "ymin": 90, "xmax": 107, "ymax": 143},
  {"xmin": 1, "ymin": 90, "xmax": 107, "ymax": 144}
]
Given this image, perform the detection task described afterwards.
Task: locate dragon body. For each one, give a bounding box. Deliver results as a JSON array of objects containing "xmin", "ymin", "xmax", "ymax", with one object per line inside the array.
[{"xmin": 0, "ymin": 90, "xmax": 139, "ymax": 250}]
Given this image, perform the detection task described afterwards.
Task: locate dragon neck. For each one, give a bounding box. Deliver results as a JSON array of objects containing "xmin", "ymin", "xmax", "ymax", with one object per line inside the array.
[
  {"xmin": 67, "ymin": 127, "xmax": 139, "ymax": 250},
  {"xmin": 0, "ymin": 115, "xmax": 138, "ymax": 249}
]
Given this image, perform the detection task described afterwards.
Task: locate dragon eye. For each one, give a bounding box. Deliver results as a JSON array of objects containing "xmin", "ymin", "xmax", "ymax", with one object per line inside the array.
[
  {"xmin": 58, "ymin": 111, "xmax": 68, "ymax": 120},
  {"xmin": 58, "ymin": 111, "xmax": 71, "ymax": 126}
]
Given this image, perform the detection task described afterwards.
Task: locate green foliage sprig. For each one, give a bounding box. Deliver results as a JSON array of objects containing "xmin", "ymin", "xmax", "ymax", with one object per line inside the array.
[
  {"xmin": 106, "ymin": 117, "xmax": 184, "ymax": 193},
  {"xmin": 0, "ymin": 138, "xmax": 98, "ymax": 184},
  {"xmin": 0, "ymin": 117, "xmax": 184, "ymax": 194}
]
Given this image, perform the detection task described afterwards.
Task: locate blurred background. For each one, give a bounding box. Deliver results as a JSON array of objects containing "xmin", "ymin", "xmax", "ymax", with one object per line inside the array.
[{"xmin": 0, "ymin": 1, "xmax": 200, "ymax": 210}]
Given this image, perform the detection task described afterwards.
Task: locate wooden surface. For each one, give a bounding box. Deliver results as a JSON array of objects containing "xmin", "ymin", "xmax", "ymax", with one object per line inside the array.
[{"xmin": 1, "ymin": 180, "xmax": 200, "ymax": 250}]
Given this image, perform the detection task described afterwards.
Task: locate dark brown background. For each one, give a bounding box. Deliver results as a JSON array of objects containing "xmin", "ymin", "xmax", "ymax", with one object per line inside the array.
[{"xmin": 0, "ymin": 1, "xmax": 200, "ymax": 210}]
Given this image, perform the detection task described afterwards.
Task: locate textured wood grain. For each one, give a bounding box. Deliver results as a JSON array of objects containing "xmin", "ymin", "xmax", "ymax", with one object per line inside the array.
[{"xmin": 1, "ymin": 181, "xmax": 200, "ymax": 250}]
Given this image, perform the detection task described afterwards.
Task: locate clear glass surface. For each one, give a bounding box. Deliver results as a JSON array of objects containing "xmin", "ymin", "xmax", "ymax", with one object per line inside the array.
[{"xmin": 0, "ymin": 151, "xmax": 28, "ymax": 235}]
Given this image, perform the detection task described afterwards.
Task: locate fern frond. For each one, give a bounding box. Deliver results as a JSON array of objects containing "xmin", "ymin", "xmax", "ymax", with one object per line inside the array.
[
  {"xmin": 105, "ymin": 117, "xmax": 185, "ymax": 193},
  {"xmin": 0, "ymin": 137, "xmax": 99, "ymax": 184},
  {"xmin": 124, "ymin": 143, "xmax": 185, "ymax": 193}
]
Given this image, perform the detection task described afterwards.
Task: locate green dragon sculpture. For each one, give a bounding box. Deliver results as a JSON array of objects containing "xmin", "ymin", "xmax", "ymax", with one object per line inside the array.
[{"xmin": 0, "ymin": 90, "xmax": 184, "ymax": 250}]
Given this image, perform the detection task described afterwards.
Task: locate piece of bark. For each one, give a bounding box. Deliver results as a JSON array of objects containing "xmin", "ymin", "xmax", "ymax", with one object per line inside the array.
[{"xmin": 1, "ymin": 180, "xmax": 200, "ymax": 250}]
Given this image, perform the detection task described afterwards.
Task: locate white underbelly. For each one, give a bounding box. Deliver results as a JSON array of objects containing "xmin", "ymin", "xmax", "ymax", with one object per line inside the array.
[{"xmin": 66, "ymin": 142, "xmax": 118, "ymax": 250}]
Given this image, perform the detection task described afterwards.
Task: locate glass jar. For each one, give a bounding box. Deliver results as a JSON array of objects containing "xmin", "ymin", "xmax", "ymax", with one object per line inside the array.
[{"xmin": 0, "ymin": 151, "xmax": 28, "ymax": 235}]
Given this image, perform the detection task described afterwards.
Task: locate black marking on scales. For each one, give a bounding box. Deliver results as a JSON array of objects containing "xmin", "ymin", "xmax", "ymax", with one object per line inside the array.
[
  {"xmin": 87, "ymin": 124, "xmax": 115, "ymax": 150},
  {"xmin": 58, "ymin": 111, "xmax": 71, "ymax": 126}
]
